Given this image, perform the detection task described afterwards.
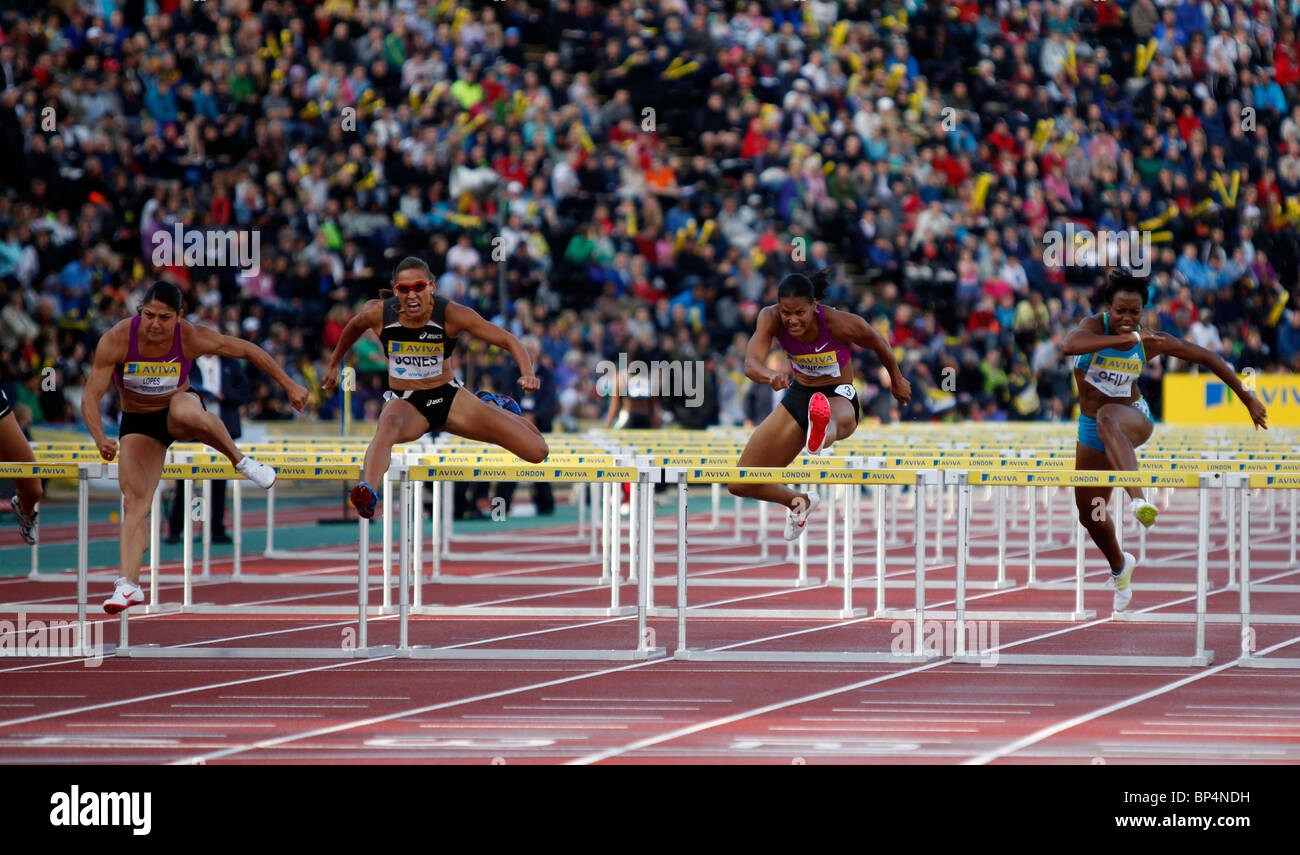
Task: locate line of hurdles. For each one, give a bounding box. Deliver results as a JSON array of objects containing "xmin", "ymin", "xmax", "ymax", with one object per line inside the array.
[{"xmin": 4, "ymin": 423, "xmax": 1300, "ymax": 667}]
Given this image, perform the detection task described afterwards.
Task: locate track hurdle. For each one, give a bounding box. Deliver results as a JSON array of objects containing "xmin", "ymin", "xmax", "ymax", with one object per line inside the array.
[
  {"xmin": 666, "ymin": 466, "xmax": 934, "ymax": 662},
  {"xmin": 1237, "ymin": 473, "xmax": 1300, "ymax": 668},
  {"xmin": 395, "ymin": 464, "xmax": 664, "ymax": 660}
]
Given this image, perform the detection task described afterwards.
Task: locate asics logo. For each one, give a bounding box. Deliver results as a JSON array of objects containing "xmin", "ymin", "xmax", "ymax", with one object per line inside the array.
[{"xmin": 419, "ymin": 332, "xmax": 437, "ymax": 340}]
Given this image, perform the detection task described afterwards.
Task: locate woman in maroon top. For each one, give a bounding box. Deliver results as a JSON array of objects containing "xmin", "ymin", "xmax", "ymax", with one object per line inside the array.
[
  {"xmin": 730, "ymin": 269, "xmax": 911, "ymax": 540},
  {"xmin": 82, "ymin": 282, "xmax": 309, "ymax": 614}
]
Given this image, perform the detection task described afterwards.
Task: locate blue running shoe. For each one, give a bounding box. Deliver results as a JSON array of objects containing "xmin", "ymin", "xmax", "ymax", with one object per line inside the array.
[{"xmin": 496, "ymin": 394, "xmax": 522, "ymax": 415}]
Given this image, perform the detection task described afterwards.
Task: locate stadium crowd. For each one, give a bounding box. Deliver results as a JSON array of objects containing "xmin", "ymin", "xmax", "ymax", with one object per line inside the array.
[{"xmin": 1, "ymin": 0, "xmax": 1298, "ymax": 437}]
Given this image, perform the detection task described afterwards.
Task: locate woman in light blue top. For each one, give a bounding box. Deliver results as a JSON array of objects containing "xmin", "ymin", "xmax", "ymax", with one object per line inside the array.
[{"xmin": 1062, "ymin": 271, "xmax": 1268, "ymax": 612}]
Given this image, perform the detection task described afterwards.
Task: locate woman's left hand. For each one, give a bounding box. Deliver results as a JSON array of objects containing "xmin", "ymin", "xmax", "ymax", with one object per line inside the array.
[{"xmin": 518, "ymin": 375, "xmax": 541, "ymax": 392}]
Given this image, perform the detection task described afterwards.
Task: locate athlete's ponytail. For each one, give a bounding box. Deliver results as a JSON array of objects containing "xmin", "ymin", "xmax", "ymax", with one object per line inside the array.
[
  {"xmin": 380, "ymin": 256, "xmax": 435, "ymax": 300},
  {"xmin": 777, "ymin": 266, "xmax": 836, "ymax": 303}
]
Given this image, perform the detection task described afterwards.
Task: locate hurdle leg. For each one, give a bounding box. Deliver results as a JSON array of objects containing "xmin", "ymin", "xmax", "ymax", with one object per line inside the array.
[
  {"xmin": 1268, "ymin": 485, "xmax": 1277, "ymax": 532},
  {"xmin": 711, "ymin": 483, "xmax": 720, "ymax": 529},
  {"xmin": 1113, "ymin": 487, "xmax": 1124, "ymax": 556},
  {"xmin": 398, "ymin": 470, "xmax": 410, "ymax": 651},
  {"xmin": 441, "ymin": 481, "xmax": 453, "ymax": 556},
  {"xmin": 826, "ymin": 486, "xmax": 837, "ymax": 584},
  {"xmin": 642, "ymin": 478, "xmax": 655, "ymax": 609},
  {"xmin": 608, "ymin": 482, "xmax": 619, "ymax": 610},
  {"xmin": 1046, "ymin": 485, "xmax": 1055, "ymax": 546},
  {"xmin": 1195, "ymin": 480, "xmax": 1210, "ymax": 660},
  {"xmin": 182, "ymin": 479, "xmax": 193, "ymax": 609},
  {"xmin": 201, "ymin": 479, "xmax": 212, "ymax": 579},
  {"xmin": 955, "ymin": 479, "xmax": 970, "ymax": 659},
  {"xmin": 1228, "ymin": 477, "xmax": 1237, "ymax": 587},
  {"xmin": 1027, "ymin": 482, "xmax": 1037, "ymax": 586},
  {"xmin": 1074, "ymin": 522, "xmax": 1086, "ymax": 619},
  {"xmin": 412, "ymin": 480, "xmax": 423, "ymax": 609},
  {"xmin": 1289, "ymin": 489, "xmax": 1296, "ymax": 566},
  {"xmin": 232, "ymin": 481, "xmax": 242, "ymax": 579},
  {"xmin": 636, "ymin": 480, "xmax": 650, "ymax": 656},
  {"xmin": 841, "ymin": 484, "xmax": 853, "ymax": 617},
  {"xmin": 382, "ymin": 473, "xmax": 393, "ymax": 609},
  {"xmin": 430, "ymin": 475, "xmax": 441, "ymax": 581},
  {"xmin": 628, "ymin": 477, "xmax": 638, "ymax": 585},
  {"xmin": 1239, "ymin": 481, "xmax": 1251, "ymax": 663},
  {"xmin": 590, "ymin": 483, "xmax": 600, "ymax": 558},
  {"xmin": 888, "ymin": 484, "xmax": 899, "ymax": 546},
  {"xmin": 77, "ymin": 468, "xmax": 88, "ymax": 633},
  {"xmin": 874, "ymin": 484, "xmax": 886, "ymax": 616},
  {"xmin": 758, "ymin": 501, "xmax": 768, "ymax": 562},
  {"xmin": 676, "ymin": 477, "xmax": 688, "ymax": 656},
  {"xmin": 577, "ymin": 479, "xmax": 586, "ymax": 538},
  {"xmin": 995, "ymin": 486, "xmax": 1006, "ymax": 587},
  {"xmin": 733, "ymin": 492, "xmax": 743, "ymax": 542},
  {"xmin": 358, "ymin": 515, "xmax": 369, "ymax": 652},
  {"xmin": 265, "ymin": 482, "xmax": 275, "ymax": 556},
  {"xmin": 149, "ymin": 482, "xmax": 161, "ymax": 607},
  {"xmin": 912, "ymin": 477, "xmax": 926, "ymax": 658},
  {"xmin": 612, "ymin": 479, "xmax": 622, "ymax": 586},
  {"xmin": 933, "ymin": 481, "xmax": 944, "ymax": 564}
]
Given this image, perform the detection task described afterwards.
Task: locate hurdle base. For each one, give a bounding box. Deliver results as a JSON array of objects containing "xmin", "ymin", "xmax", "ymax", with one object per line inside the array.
[
  {"xmin": 877, "ymin": 608, "xmax": 1097, "ymax": 622},
  {"xmin": 402, "ymin": 645, "xmax": 665, "ymax": 661},
  {"xmin": 116, "ymin": 644, "xmax": 397, "ymax": 659},
  {"xmin": 967, "ymin": 652, "xmax": 1215, "ymax": 667},
  {"xmin": 648, "ymin": 607, "xmax": 869, "ymax": 620},
  {"xmin": 673, "ymin": 648, "xmax": 931, "ymax": 663},
  {"xmin": 1115, "ymin": 611, "xmax": 1300, "ymax": 624},
  {"xmin": 650, "ymin": 575, "xmax": 823, "ymax": 588},
  {"xmin": 1237, "ymin": 656, "xmax": 1300, "ymax": 668}
]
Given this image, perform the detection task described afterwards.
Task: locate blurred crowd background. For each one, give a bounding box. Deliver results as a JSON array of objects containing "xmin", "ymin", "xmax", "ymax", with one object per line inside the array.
[{"xmin": 2, "ymin": 0, "xmax": 1299, "ymax": 437}]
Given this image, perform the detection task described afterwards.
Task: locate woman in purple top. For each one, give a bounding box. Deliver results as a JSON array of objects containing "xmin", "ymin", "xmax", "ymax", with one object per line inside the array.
[
  {"xmin": 81, "ymin": 282, "xmax": 309, "ymax": 614},
  {"xmin": 731, "ymin": 268, "xmax": 911, "ymax": 540}
]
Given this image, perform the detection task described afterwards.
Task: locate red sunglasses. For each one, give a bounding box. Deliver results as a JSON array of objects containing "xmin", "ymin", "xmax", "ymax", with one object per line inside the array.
[{"xmin": 394, "ymin": 281, "xmax": 431, "ymax": 294}]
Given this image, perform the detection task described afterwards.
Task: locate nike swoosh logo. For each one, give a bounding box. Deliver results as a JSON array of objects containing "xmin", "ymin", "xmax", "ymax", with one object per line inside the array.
[{"xmin": 814, "ymin": 343, "xmax": 828, "ymax": 352}]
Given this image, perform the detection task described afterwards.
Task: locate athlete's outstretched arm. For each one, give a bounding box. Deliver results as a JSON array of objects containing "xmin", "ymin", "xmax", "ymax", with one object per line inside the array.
[
  {"xmin": 322, "ymin": 300, "xmax": 384, "ymax": 391},
  {"xmin": 829, "ymin": 309, "xmax": 912, "ymax": 405},
  {"xmin": 1144, "ymin": 332, "xmax": 1268, "ymax": 429},
  {"xmin": 186, "ymin": 323, "xmax": 309, "ymax": 412},
  {"xmin": 81, "ymin": 322, "xmax": 129, "ymax": 462},
  {"xmin": 1061, "ymin": 315, "xmax": 1140, "ymax": 356},
  {"xmin": 448, "ymin": 303, "xmax": 540, "ymax": 391},
  {"xmin": 743, "ymin": 307, "xmax": 788, "ymax": 390}
]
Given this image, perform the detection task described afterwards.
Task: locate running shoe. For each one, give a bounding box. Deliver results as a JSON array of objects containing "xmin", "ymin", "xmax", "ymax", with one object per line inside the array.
[
  {"xmin": 235, "ymin": 456, "xmax": 277, "ymax": 489},
  {"xmin": 1130, "ymin": 497, "xmax": 1158, "ymax": 528},
  {"xmin": 1112, "ymin": 551, "xmax": 1137, "ymax": 613},
  {"xmin": 783, "ymin": 490, "xmax": 821, "ymax": 541},
  {"xmin": 350, "ymin": 482, "xmax": 378, "ymax": 520},
  {"xmin": 805, "ymin": 392, "xmax": 830, "ymax": 455},
  {"xmin": 476, "ymin": 390, "xmax": 523, "ymax": 416},
  {"xmin": 10, "ymin": 496, "xmax": 36, "ymax": 545},
  {"xmin": 103, "ymin": 578, "xmax": 145, "ymax": 615}
]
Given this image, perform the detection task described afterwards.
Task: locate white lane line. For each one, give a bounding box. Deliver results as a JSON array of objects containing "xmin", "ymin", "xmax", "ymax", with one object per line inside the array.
[
  {"xmin": 66, "ymin": 723, "xmax": 275, "ymax": 728},
  {"xmin": 222, "ymin": 695, "xmax": 411, "ymax": 701},
  {"xmin": 502, "ymin": 704, "xmax": 699, "ymax": 711},
  {"xmin": 963, "ymin": 632, "xmax": 1300, "ymax": 765},
  {"xmin": 121, "ymin": 713, "xmax": 324, "ymax": 719},
  {"xmin": 768, "ymin": 725, "xmax": 979, "ymax": 733},
  {"xmin": 543, "ymin": 697, "xmax": 733, "ymax": 703},
  {"xmin": 0, "ymin": 657, "xmax": 392, "ymax": 729},
  {"xmin": 417, "ymin": 723, "xmax": 630, "ymax": 730},
  {"xmin": 167, "ymin": 658, "xmax": 668, "ymax": 765},
  {"xmin": 171, "ymin": 703, "xmax": 370, "ymax": 710}
]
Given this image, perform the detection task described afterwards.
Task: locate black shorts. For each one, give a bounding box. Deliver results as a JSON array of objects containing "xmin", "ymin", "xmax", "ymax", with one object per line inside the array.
[
  {"xmin": 780, "ymin": 379, "xmax": 860, "ymax": 431},
  {"xmin": 0, "ymin": 387, "xmax": 11, "ymax": 421},
  {"xmin": 386, "ymin": 383, "xmax": 461, "ymax": 434},
  {"xmin": 119, "ymin": 390, "xmax": 204, "ymax": 447}
]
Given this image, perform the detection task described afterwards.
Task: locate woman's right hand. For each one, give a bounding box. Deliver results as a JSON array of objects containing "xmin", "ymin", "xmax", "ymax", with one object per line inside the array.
[
  {"xmin": 321, "ymin": 364, "xmax": 340, "ymax": 392},
  {"xmin": 769, "ymin": 373, "xmax": 791, "ymax": 392},
  {"xmin": 97, "ymin": 437, "xmax": 118, "ymax": 462}
]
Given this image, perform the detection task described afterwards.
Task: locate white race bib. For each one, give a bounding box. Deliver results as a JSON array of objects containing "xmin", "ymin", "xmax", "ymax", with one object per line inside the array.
[
  {"xmin": 388, "ymin": 341, "xmax": 444, "ymax": 381},
  {"xmin": 834, "ymin": 384, "xmax": 857, "ymax": 400},
  {"xmin": 122, "ymin": 362, "xmax": 183, "ymax": 395},
  {"xmin": 789, "ymin": 350, "xmax": 840, "ymax": 377}
]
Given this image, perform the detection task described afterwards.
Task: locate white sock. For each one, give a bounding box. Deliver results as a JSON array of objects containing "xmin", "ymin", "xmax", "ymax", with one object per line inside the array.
[{"xmin": 115, "ymin": 576, "xmax": 138, "ymax": 590}]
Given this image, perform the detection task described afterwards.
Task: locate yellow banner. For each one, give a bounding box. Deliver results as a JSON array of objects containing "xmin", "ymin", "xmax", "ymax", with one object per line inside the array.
[
  {"xmin": 1250, "ymin": 474, "xmax": 1300, "ymax": 489},
  {"xmin": 1163, "ymin": 374, "xmax": 1300, "ymax": 426},
  {"xmin": 410, "ymin": 466, "xmax": 637, "ymax": 482},
  {"xmin": 0, "ymin": 462, "xmax": 81, "ymax": 477},
  {"xmin": 683, "ymin": 468, "xmax": 915, "ymax": 485},
  {"xmin": 972, "ymin": 471, "xmax": 1199, "ymax": 487}
]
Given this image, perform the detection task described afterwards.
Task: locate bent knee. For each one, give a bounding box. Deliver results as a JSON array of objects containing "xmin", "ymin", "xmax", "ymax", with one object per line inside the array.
[
  {"xmin": 728, "ymin": 483, "xmax": 755, "ymax": 499},
  {"xmin": 519, "ymin": 438, "xmax": 548, "ymax": 464}
]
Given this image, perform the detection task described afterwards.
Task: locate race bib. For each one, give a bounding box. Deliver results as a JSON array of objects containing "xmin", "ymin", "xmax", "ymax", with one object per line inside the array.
[
  {"xmin": 388, "ymin": 340, "xmax": 444, "ymax": 380},
  {"xmin": 122, "ymin": 362, "xmax": 183, "ymax": 395},
  {"xmin": 834, "ymin": 384, "xmax": 857, "ymax": 401},
  {"xmin": 789, "ymin": 350, "xmax": 840, "ymax": 377}
]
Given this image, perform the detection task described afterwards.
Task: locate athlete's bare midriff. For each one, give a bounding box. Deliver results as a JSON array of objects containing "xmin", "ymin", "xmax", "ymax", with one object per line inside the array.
[{"xmin": 1074, "ymin": 369, "xmax": 1141, "ymax": 420}]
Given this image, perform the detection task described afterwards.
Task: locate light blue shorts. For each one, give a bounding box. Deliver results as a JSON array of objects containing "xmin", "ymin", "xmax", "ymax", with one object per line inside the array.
[{"xmin": 1078, "ymin": 398, "xmax": 1151, "ymax": 452}]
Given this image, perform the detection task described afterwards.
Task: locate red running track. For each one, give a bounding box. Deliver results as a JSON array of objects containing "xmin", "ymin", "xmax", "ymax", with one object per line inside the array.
[{"xmin": 1, "ymin": 491, "xmax": 1298, "ymax": 764}]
